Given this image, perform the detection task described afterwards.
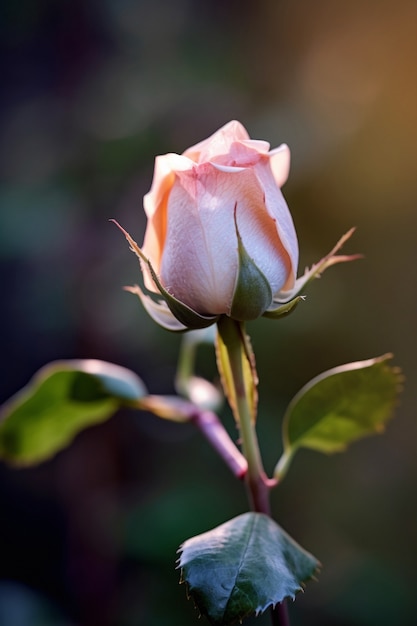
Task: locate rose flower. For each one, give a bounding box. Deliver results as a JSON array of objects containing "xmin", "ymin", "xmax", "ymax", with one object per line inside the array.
[{"xmin": 116, "ymin": 121, "xmax": 356, "ymax": 331}]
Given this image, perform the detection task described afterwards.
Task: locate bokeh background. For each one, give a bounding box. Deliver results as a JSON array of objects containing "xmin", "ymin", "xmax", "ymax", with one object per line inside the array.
[{"xmin": 1, "ymin": 1, "xmax": 416, "ymax": 625}]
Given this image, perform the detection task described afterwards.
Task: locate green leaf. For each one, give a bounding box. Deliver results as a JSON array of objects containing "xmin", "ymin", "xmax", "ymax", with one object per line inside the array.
[
  {"xmin": 178, "ymin": 512, "xmax": 319, "ymax": 625},
  {"xmin": 275, "ymin": 354, "xmax": 402, "ymax": 480},
  {"xmin": 0, "ymin": 359, "xmax": 147, "ymax": 466}
]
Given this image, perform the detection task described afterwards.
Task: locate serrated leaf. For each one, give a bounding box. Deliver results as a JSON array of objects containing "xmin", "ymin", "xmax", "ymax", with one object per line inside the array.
[
  {"xmin": 275, "ymin": 354, "xmax": 402, "ymax": 480},
  {"xmin": 0, "ymin": 359, "xmax": 147, "ymax": 466},
  {"xmin": 178, "ymin": 512, "xmax": 319, "ymax": 625}
]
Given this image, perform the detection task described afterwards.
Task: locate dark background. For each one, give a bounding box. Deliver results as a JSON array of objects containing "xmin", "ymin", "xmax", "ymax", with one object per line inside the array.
[{"xmin": 0, "ymin": 1, "xmax": 416, "ymax": 624}]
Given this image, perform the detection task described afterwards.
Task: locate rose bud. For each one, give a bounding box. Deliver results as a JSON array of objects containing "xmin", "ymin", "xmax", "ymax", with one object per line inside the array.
[{"xmin": 115, "ymin": 121, "xmax": 358, "ymax": 331}]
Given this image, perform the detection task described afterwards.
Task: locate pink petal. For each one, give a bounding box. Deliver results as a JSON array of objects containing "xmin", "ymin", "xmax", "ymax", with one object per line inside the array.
[
  {"xmin": 239, "ymin": 139, "xmax": 271, "ymax": 154},
  {"xmin": 252, "ymin": 157, "xmax": 298, "ymax": 290},
  {"xmin": 183, "ymin": 120, "xmax": 250, "ymax": 163},
  {"xmin": 268, "ymin": 144, "xmax": 291, "ymax": 187},
  {"xmin": 142, "ymin": 153, "xmax": 194, "ymax": 284},
  {"xmin": 228, "ymin": 170, "xmax": 293, "ymax": 296},
  {"xmin": 160, "ymin": 163, "xmax": 240, "ymax": 315}
]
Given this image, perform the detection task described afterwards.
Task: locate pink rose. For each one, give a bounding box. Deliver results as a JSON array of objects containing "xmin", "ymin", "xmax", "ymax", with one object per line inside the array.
[
  {"xmin": 116, "ymin": 121, "xmax": 355, "ymax": 330},
  {"xmin": 141, "ymin": 121, "xmax": 298, "ymax": 326}
]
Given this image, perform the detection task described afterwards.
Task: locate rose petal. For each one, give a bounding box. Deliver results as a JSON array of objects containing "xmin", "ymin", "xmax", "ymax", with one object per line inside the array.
[
  {"xmin": 240, "ymin": 139, "xmax": 271, "ymax": 154},
  {"xmin": 142, "ymin": 153, "xmax": 195, "ymax": 287},
  {"xmin": 268, "ymin": 144, "xmax": 291, "ymax": 188},
  {"xmin": 229, "ymin": 170, "xmax": 292, "ymax": 296},
  {"xmin": 183, "ymin": 120, "xmax": 250, "ymax": 163},
  {"xmin": 252, "ymin": 157, "xmax": 298, "ymax": 290},
  {"xmin": 209, "ymin": 163, "xmax": 246, "ymax": 173},
  {"xmin": 160, "ymin": 164, "xmax": 240, "ymax": 315}
]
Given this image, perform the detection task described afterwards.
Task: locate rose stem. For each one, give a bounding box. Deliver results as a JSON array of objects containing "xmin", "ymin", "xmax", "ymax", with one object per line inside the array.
[
  {"xmin": 217, "ymin": 317, "xmax": 289, "ymax": 626},
  {"xmin": 271, "ymin": 601, "xmax": 290, "ymax": 626}
]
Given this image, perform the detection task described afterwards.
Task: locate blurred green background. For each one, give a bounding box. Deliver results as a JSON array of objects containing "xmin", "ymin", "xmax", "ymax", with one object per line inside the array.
[{"xmin": 0, "ymin": 1, "xmax": 416, "ymax": 625}]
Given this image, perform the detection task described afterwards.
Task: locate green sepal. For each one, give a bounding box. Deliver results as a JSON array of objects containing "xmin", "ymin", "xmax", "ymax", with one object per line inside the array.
[
  {"xmin": 274, "ymin": 228, "xmax": 361, "ymax": 305},
  {"xmin": 145, "ymin": 254, "xmax": 219, "ymax": 330},
  {"xmin": 112, "ymin": 220, "xmax": 219, "ymax": 331},
  {"xmin": 274, "ymin": 354, "xmax": 402, "ymax": 481},
  {"xmin": 0, "ymin": 360, "xmax": 147, "ymax": 466},
  {"xmin": 263, "ymin": 295, "xmax": 305, "ymax": 319},
  {"xmin": 230, "ymin": 214, "xmax": 272, "ymax": 321},
  {"xmin": 125, "ymin": 285, "xmax": 189, "ymax": 332},
  {"xmin": 178, "ymin": 512, "xmax": 320, "ymax": 626}
]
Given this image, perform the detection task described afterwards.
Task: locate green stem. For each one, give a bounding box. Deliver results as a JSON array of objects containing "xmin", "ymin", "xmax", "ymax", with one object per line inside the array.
[
  {"xmin": 235, "ymin": 367, "xmax": 271, "ymax": 515},
  {"xmin": 217, "ymin": 316, "xmax": 290, "ymax": 625},
  {"xmin": 217, "ymin": 317, "xmax": 270, "ymax": 514},
  {"xmin": 273, "ymin": 448, "xmax": 296, "ymax": 483}
]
